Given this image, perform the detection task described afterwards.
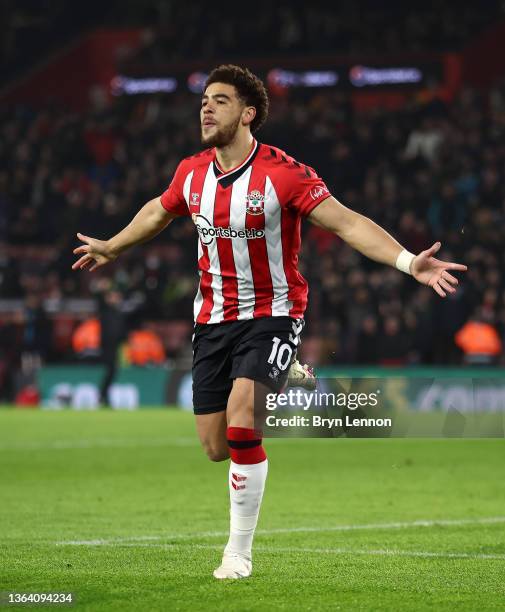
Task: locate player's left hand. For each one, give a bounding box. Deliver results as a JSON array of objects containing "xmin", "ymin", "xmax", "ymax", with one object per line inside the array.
[{"xmin": 411, "ymin": 242, "xmax": 467, "ymax": 298}]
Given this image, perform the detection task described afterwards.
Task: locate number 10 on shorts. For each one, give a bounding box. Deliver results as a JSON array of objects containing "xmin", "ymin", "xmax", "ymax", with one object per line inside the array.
[{"xmin": 267, "ymin": 337, "xmax": 293, "ymax": 371}]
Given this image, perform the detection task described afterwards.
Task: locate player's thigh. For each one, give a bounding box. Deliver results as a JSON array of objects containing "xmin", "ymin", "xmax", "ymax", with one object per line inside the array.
[
  {"xmin": 227, "ymin": 377, "xmax": 272, "ymax": 429},
  {"xmin": 195, "ymin": 410, "xmax": 229, "ymax": 462}
]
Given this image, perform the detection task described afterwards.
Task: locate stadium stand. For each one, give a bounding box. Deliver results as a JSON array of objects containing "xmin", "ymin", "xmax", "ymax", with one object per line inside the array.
[{"xmin": 1, "ymin": 2, "xmax": 505, "ymax": 403}]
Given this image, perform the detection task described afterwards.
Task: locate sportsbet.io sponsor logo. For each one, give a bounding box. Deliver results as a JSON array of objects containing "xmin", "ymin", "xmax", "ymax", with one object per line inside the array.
[{"xmin": 193, "ymin": 214, "xmax": 265, "ymax": 245}]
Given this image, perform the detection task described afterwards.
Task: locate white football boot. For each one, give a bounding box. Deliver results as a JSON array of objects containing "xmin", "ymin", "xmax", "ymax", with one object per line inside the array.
[
  {"xmin": 288, "ymin": 359, "xmax": 316, "ymax": 390},
  {"xmin": 213, "ymin": 553, "xmax": 252, "ymax": 579}
]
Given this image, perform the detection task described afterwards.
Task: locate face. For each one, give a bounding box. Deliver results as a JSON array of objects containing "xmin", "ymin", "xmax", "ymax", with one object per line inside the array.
[{"xmin": 200, "ymin": 82, "xmax": 251, "ymax": 147}]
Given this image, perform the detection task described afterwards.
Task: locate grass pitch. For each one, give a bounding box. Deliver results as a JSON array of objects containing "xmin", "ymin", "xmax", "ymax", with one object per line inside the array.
[{"xmin": 0, "ymin": 409, "xmax": 504, "ymax": 611}]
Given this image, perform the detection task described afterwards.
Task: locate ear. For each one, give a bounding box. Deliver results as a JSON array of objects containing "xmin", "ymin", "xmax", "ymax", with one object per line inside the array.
[{"xmin": 242, "ymin": 106, "xmax": 256, "ymax": 128}]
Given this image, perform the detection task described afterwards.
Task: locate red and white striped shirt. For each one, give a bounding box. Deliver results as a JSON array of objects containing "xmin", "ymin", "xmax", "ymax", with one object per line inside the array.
[{"xmin": 161, "ymin": 139, "xmax": 331, "ymax": 324}]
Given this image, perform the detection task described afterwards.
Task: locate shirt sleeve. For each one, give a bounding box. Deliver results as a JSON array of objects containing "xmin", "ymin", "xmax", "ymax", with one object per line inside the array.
[
  {"xmin": 160, "ymin": 162, "xmax": 190, "ymax": 217},
  {"xmin": 281, "ymin": 164, "xmax": 332, "ymax": 217}
]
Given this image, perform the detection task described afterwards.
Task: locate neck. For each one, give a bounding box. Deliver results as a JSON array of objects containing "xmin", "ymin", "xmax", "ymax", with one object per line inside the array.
[{"xmin": 215, "ymin": 132, "xmax": 254, "ymax": 172}]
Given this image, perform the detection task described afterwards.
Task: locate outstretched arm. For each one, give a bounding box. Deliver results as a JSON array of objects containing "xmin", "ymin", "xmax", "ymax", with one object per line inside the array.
[
  {"xmin": 308, "ymin": 196, "xmax": 467, "ymax": 297},
  {"xmin": 72, "ymin": 197, "xmax": 178, "ymax": 272}
]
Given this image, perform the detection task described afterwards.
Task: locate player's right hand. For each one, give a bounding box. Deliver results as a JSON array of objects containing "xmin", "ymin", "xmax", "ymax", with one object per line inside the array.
[{"xmin": 72, "ymin": 232, "xmax": 117, "ymax": 272}]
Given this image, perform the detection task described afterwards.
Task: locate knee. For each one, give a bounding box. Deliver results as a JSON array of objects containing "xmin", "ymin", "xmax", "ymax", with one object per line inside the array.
[{"xmin": 203, "ymin": 442, "xmax": 229, "ymax": 462}]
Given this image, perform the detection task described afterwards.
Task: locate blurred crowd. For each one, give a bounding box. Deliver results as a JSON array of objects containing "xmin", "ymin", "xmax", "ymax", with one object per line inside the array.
[
  {"xmin": 2, "ymin": 1, "xmax": 503, "ymax": 85},
  {"xmin": 129, "ymin": 1, "xmax": 502, "ymax": 63},
  {"xmin": 1, "ymin": 77, "xmax": 505, "ymax": 376}
]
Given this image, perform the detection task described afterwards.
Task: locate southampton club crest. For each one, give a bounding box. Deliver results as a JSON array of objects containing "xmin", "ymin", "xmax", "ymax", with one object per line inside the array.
[{"xmin": 245, "ymin": 190, "xmax": 265, "ymax": 216}]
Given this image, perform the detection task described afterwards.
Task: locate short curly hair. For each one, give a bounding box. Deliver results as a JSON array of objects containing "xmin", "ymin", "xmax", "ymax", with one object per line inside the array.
[{"xmin": 205, "ymin": 64, "xmax": 269, "ymax": 133}]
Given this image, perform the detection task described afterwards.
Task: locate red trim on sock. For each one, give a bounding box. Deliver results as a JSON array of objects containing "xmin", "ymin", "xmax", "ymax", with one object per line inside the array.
[
  {"xmin": 229, "ymin": 445, "xmax": 266, "ymax": 464},
  {"xmin": 227, "ymin": 427, "xmax": 267, "ymax": 464}
]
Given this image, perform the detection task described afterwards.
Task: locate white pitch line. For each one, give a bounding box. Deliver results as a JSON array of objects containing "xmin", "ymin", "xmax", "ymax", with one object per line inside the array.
[
  {"xmin": 0, "ymin": 437, "xmax": 303, "ymax": 451},
  {"xmin": 56, "ymin": 516, "xmax": 505, "ymax": 546},
  {"xmin": 0, "ymin": 437, "xmax": 199, "ymax": 451},
  {"xmin": 259, "ymin": 546, "xmax": 505, "ymax": 561},
  {"xmin": 113, "ymin": 543, "xmax": 505, "ymax": 561}
]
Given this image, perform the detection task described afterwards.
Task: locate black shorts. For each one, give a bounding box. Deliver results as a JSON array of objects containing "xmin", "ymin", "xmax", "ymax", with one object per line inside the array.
[{"xmin": 192, "ymin": 316, "xmax": 304, "ymax": 415}]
